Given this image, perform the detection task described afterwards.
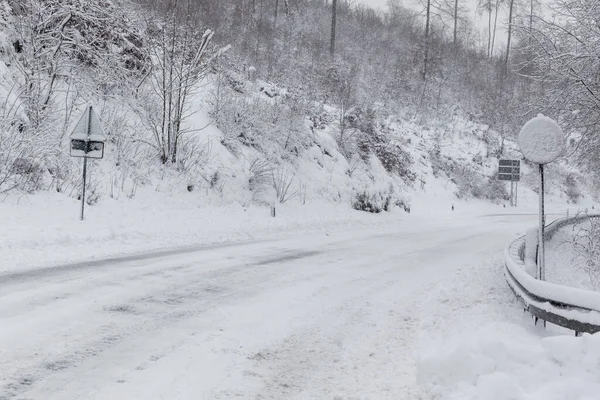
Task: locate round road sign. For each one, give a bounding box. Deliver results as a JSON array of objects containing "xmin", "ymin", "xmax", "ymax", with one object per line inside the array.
[{"xmin": 518, "ymin": 115, "xmax": 565, "ymax": 164}]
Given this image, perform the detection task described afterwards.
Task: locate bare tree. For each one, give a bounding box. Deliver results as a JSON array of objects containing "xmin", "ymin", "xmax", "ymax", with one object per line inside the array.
[
  {"xmin": 429, "ymin": 0, "xmax": 468, "ymax": 48},
  {"xmin": 453, "ymin": 0, "xmax": 459, "ymax": 46},
  {"xmin": 330, "ymin": 0, "xmax": 338, "ymax": 57},
  {"xmin": 138, "ymin": 4, "xmax": 227, "ymax": 164},
  {"xmin": 478, "ymin": 0, "xmax": 494, "ymax": 56},
  {"xmin": 490, "ymin": 0, "xmax": 503, "ymax": 56},
  {"xmin": 423, "ymin": 0, "xmax": 431, "ymax": 79},
  {"xmin": 505, "ymin": 0, "xmax": 515, "ymax": 74},
  {"xmin": 7, "ymin": 0, "xmax": 145, "ymax": 167},
  {"xmin": 515, "ymin": 0, "xmax": 600, "ymax": 172}
]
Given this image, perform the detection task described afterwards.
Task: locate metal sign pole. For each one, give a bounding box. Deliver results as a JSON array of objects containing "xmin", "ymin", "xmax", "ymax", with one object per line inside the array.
[
  {"xmin": 538, "ymin": 164, "xmax": 545, "ymax": 280},
  {"xmin": 80, "ymin": 106, "xmax": 92, "ymax": 221},
  {"xmin": 80, "ymin": 156, "xmax": 88, "ymax": 221},
  {"xmin": 512, "ymin": 162, "xmax": 516, "ymax": 207},
  {"xmin": 510, "ymin": 179, "xmax": 514, "ymax": 207}
]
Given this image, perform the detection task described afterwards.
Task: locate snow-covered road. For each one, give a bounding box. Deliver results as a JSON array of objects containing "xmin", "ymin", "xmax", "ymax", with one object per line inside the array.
[{"xmin": 1, "ymin": 214, "xmax": 540, "ymax": 399}]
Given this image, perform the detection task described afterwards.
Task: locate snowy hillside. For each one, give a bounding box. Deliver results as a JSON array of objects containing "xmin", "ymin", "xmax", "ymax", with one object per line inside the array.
[
  {"xmin": 0, "ymin": 0, "xmax": 594, "ymax": 218},
  {"xmin": 0, "ymin": 44, "xmax": 591, "ymax": 214}
]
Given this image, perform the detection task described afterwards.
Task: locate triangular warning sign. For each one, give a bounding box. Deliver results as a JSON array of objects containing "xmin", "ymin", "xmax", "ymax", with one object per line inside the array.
[{"xmin": 69, "ymin": 106, "xmax": 106, "ymax": 141}]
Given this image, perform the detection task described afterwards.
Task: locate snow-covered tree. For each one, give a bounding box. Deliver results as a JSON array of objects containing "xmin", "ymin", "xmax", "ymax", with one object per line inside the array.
[
  {"xmin": 514, "ymin": 0, "xmax": 600, "ymax": 171},
  {"xmin": 135, "ymin": 2, "xmax": 227, "ymax": 164},
  {"xmin": 9, "ymin": 0, "xmax": 145, "ymax": 128}
]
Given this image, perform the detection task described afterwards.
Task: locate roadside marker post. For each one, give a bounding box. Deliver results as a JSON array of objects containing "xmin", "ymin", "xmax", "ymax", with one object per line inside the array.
[{"xmin": 69, "ymin": 106, "xmax": 106, "ymax": 221}]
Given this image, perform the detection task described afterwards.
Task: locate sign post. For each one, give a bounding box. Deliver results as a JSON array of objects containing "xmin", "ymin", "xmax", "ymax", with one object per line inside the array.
[
  {"xmin": 510, "ymin": 179, "xmax": 514, "ymax": 207},
  {"xmin": 81, "ymin": 148, "xmax": 88, "ymax": 221},
  {"xmin": 538, "ymin": 163, "xmax": 545, "ymax": 279},
  {"xmin": 69, "ymin": 105, "xmax": 106, "ymax": 221},
  {"xmin": 498, "ymin": 159, "xmax": 520, "ymax": 207},
  {"xmin": 513, "ymin": 162, "xmax": 521, "ymax": 207},
  {"xmin": 518, "ymin": 115, "xmax": 565, "ymax": 281}
]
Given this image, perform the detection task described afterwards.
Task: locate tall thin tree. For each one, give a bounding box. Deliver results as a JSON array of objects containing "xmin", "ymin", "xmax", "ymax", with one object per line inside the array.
[
  {"xmin": 505, "ymin": 0, "xmax": 515, "ymax": 74},
  {"xmin": 490, "ymin": 0, "xmax": 502, "ymax": 56},
  {"xmin": 453, "ymin": 0, "xmax": 459, "ymax": 46},
  {"xmin": 330, "ymin": 0, "xmax": 337, "ymax": 56},
  {"xmin": 423, "ymin": 0, "xmax": 431, "ymax": 79}
]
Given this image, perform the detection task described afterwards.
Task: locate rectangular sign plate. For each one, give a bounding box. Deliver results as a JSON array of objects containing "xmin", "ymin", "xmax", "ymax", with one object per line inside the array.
[
  {"xmin": 498, "ymin": 159, "xmax": 520, "ymax": 181},
  {"xmin": 498, "ymin": 174, "xmax": 520, "ymax": 181},
  {"xmin": 70, "ymin": 139, "xmax": 105, "ymax": 159},
  {"xmin": 499, "ymin": 159, "xmax": 520, "ymax": 167}
]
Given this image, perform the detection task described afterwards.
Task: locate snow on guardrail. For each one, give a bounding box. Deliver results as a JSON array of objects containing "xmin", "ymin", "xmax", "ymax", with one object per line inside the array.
[{"xmin": 504, "ymin": 214, "xmax": 600, "ymax": 334}]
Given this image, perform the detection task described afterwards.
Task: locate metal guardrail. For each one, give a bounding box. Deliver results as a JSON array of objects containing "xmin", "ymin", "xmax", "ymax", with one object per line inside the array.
[
  {"xmin": 544, "ymin": 214, "xmax": 600, "ymax": 242},
  {"xmin": 504, "ymin": 214, "xmax": 600, "ymax": 335}
]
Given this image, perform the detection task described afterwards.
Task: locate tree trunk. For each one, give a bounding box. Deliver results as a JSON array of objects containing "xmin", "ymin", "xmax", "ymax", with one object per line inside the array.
[
  {"xmin": 453, "ymin": 0, "xmax": 459, "ymax": 46},
  {"xmin": 529, "ymin": 0, "xmax": 533, "ymax": 45},
  {"xmin": 487, "ymin": 3, "xmax": 492, "ymax": 57},
  {"xmin": 505, "ymin": 0, "xmax": 514, "ymax": 74},
  {"xmin": 423, "ymin": 0, "xmax": 431, "ymax": 79},
  {"xmin": 330, "ymin": 0, "xmax": 337, "ymax": 57},
  {"xmin": 490, "ymin": 0, "xmax": 500, "ymax": 56},
  {"xmin": 274, "ymin": 0, "xmax": 279, "ymax": 23}
]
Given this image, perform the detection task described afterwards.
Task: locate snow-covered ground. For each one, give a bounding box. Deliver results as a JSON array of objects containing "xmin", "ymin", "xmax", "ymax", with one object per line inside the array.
[
  {"xmin": 0, "ymin": 140, "xmax": 597, "ymax": 399},
  {"xmin": 0, "ymin": 180, "xmax": 593, "ymax": 277},
  {"xmin": 2, "ymin": 208, "xmax": 600, "ymax": 399}
]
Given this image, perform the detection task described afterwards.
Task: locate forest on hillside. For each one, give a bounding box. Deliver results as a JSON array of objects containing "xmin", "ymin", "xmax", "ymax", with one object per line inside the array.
[{"xmin": 0, "ymin": 0, "xmax": 598, "ymax": 201}]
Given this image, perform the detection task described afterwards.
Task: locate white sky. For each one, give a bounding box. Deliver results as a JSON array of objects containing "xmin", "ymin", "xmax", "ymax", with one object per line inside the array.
[{"xmin": 355, "ymin": 0, "xmax": 388, "ymax": 10}]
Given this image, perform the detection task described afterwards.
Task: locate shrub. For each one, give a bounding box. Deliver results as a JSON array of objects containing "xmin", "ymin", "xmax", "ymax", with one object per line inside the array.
[
  {"xmin": 352, "ymin": 107, "xmax": 415, "ymax": 183},
  {"xmin": 453, "ymin": 167, "xmax": 508, "ymax": 201},
  {"xmin": 564, "ymin": 173, "xmax": 581, "ymax": 203},
  {"xmin": 9, "ymin": 157, "xmax": 45, "ymax": 193},
  {"xmin": 248, "ymin": 157, "xmax": 273, "ymax": 202},
  {"xmin": 212, "ymin": 85, "xmax": 309, "ymax": 157},
  {"xmin": 570, "ymin": 217, "xmax": 600, "ymax": 288},
  {"xmin": 375, "ymin": 142, "xmax": 415, "ymax": 182},
  {"xmin": 481, "ymin": 176, "xmax": 510, "ymax": 201},
  {"xmin": 272, "ymin": 167, "xmax": 298, "ymax": 204},
  {"xmin": 352, "ymin": 191, "xmax": 389, "ymax": 213}
]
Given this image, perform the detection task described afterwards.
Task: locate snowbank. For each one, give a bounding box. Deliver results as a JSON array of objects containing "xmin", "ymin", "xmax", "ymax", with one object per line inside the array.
[
  {"xmin": 418, "ymin": 329, "xmax": 600, "ymax": 400},
  {"xmin": 417, "ymin": 241, "xmax": 600, "ymax": 400},
  {"xmin": 0, "ymin": 189, "xmax": 422, "ymax": 275}
]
